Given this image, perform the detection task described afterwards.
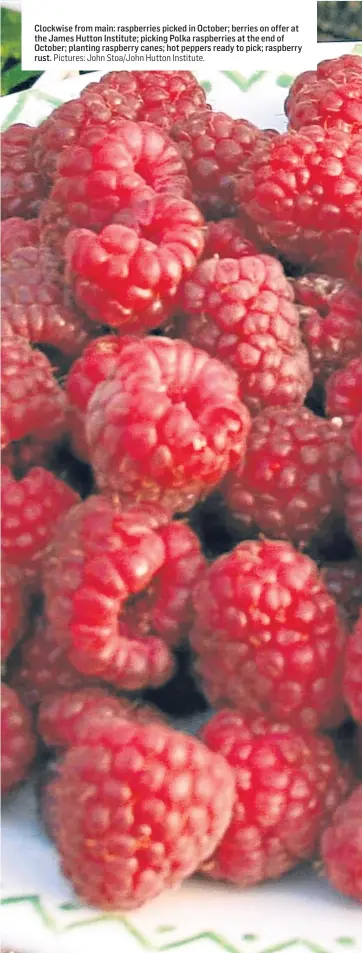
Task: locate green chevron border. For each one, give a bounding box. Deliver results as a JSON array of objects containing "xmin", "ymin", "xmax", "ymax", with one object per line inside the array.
[{"xmin": 0, "ymin": 895, "xmax": 358, "ymax": 952}]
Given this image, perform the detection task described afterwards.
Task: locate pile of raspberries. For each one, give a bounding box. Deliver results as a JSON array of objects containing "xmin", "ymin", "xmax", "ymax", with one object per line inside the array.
[{"xmin": 1, "ymin": 60, "xmax": 362, "ymax": 912}]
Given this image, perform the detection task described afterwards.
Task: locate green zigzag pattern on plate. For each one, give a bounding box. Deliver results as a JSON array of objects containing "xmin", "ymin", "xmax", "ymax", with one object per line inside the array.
[{"xmin": 0, "ymin": 895, "xmax": 356, "ymax": 953}]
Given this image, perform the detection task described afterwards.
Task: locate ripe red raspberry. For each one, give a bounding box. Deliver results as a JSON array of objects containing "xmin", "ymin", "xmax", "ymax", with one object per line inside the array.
[
  {"xmin": 1, "ymin": 684, "xmax": 36, "ymax": 795},
  {"xmin": 40, "ymin": 120, "xmax": 191, "ymax": 255},
  {"xmin": 64, "ymin": 195, "xmax": 204, "ymax": 332},
  {"xmin": 66, "ymin": 336, "xmax": 125, "ymax": 460},
  {"xmin": 344, "ymin": 611, "xmax": 362, "ymax": 723},
  {"xmin": 177, "ymin": 255, "xmax": 312, "ymax": 415},
  {"xmin": 191, "ymin": 539, "xmax": 347, "ymax": 732},
  {"xmin": 1, "ymin": 337, "xmax": 67, "ymax": 455},
  {"xmin": 343, "ymin": 418, "xmax": 362, "ymax": 552},
  {"xmin": 1, "ymin": 562, "xmax": 26, "ymax": 663},
  {"xmin": 321, "ymin": 785, "xmax": 362, "ymax": 904},
  {"xmin": 202, "ymin": 218, "xmax": 260, "ymax": 260},
  {"xmin": 49, "ymin": 718, "xmax": 235, "ymax": 910},
  {"xmin": 96, "ymin": 70, "xmax": 207, "ymax": 131},
  {"xmin": 222, "ymin": 407, "xmax": 345, "ymax": 546},
  {"xmin": 43, "ymin": 495, "xmax": 198, "ymax": 689},
  {"xmin": 32, "ymin": 86, "xmax": 143, "ymax": 185},
  {"xmin": 326, "ymin": 357, "xmax": 362, "ymax": 428},
  {"xmin": 293, "ymin": 274, "xmax": 362, "ymax": 383},
  {"xmin": 285, "ymin": 55, "xmax": 362, "ymax": 133},
  {"xmin": 1, "ymin": 217, "xmax": 40, "ymax": 260},
  {"xmin": 85, "ymin": 336, "xmax": 250, "ymax": 511},
  {"xmin": 1, "ymin": 466, "xmax": 80, "ymax": 582},
  {"xmin": 11, "ymin": 618, "xmax": 89, "ymax": 707},
  {"xmin": 238, "ymin": 125, "xmax": 362, "ymax": 277},
  {"xmin": 2, "ymin": 243, "xmax": 94, "ymax": 362},
  {"xmin": 201, "ymin": 710, "xmax": 349, "ymax": 886},
  {"xmin": 1, "ymin": 124, "xmax": 46, "ymax": 220},
  {"xmin": 323, "ymin": 561, "xmax": 362, "ymax": 628},
  {"xmin": 37, "ymin": 687, "xmax": 165, "ymax": 749},
  {"xmin": 171, "ymin": 111, "xmax": 263, "ymax": 219}
]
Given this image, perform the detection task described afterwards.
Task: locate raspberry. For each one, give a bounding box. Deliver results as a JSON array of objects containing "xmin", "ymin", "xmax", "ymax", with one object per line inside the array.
[
  {"xmin": 202, "ymin": 218, "xmax": 260, "ymax": 260},
  {"xmin": 40, "ymin": 120, "xmax": 191, "ymax": 255},
  {"xmin": 285, "ymin": 55, "xmax": 362, "ymax": 133},
  {"xmin": 43, "ymin": 496, "xmax": 190, "ymax": 689},
  {"xmin": 64, "ymin": 195, "xmax": 204, "ymax": 332},
  {"xmin": 1, "ymin": 562, "xmax": 26, "ymax": 663},
  {"xmin": 191, "ymin": 539, "xmax": 347, "ymax": 732},
  {"xmin": 201, "ymin": 710, "xmax": 349, "ymax": 886},
  {"xmin": 176, "ymin": 255, "xmax": 312, "ymax": 415},
  {"xmin": 2, "ymin": 436, "xmax": 55, "ymax": 477},
  {"xmin": 1, "ymin": 124, "xmax": 46, "ymax": 220},
  {"xmin": 1, "ymin": 337, "xmax": 67, "ymax": 454},
  {"xmin": 171, "ymin": 111, "xmax": 262, "ymax": 218},
  {"xmin": 1, "ymin": 466, "xmax": 80, "ymax": 582},
  {"xmin": 37, "ymin": 687, "xmax": 165, "ymax": 749},
  {"xmin": 323, "ymin": 561, "xmax": 362, "ymax": 628},
  {"xmin": 238, "ymin": 125, "xmax": 362, "ymax": 277},
  {"xmin": 326, "ymin": 357, "xmax": 362, "ymax": 428},
  {"xmin": 321, "ymin": 785, "xmax": 362, "ymax": 904},
  {"xmin": 344, "ymin": 611, "xmax": 362, "ymax": 723},
  {"xmin": 96, "ymin": 71, "xmax": 207, "ymax": 131},
  {"xmin": 343, "ymin": 417, "xmax": 362, "ymax": 552},
  {"xmin": 66, "ymin": 336, "xmax": 125, "ymax": 460},
  {"xmin": 222, "ymin": 408, "xmax": 345, "ymax": 546},
  {"xmin": 293, "ymin": 274, "xmax": 362, "ymax": 383},
  {"xmin": 1, "ymin": 217, "xmax": 40, "ymax": 260},
  {"xmin": 85, "ymin": 336, "xmax": 250, "ymax": 511},
  {"xmin": 49, "ymin": 718, "xmax": 234, "ymax": 910},
  {"xmin": 12, "ymin": 617, "xmax": 89, "ymax": 707},
  {"xmin": 1, "ymin": 685, "xmax": 36, "ymax": 795}
]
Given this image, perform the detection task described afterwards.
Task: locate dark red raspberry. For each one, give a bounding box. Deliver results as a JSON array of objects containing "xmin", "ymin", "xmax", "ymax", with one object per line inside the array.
[
  {"xmin": 201, "ymin": 710, "xmax": 349, "ymax": 886},
  {"xmin": 96, "ymin": 71, "xmax": 207, "ymax": 131},
  {"xmin": 171, "ymin": 111, "xmax": 263, "ymax": 218},
  {"xmin": 12, "ymin": 618, "xmax": 89, "ymax": 707},
  {"xmin": 222, "ymin": 407, "xmax": 345, "ymax": 546},
  {"xmin": 238, "ymin": 125, "xmax": 362, "ymax": 277},
  {"xmin": 285, "ymin": 55, "xmax": 362, "ymax": 133},
  {"xmin": 191, "ymin": 539, "xmax": 347, "ymax": 732},
  {"xmin": 1, "ymin": 337, "xmax": 67, "ymax": 454},
  {"xmin": 1, "ymin": 217, "xmax": 40, "ymax": 260},
  {"xmin": 343, "ymin": 418, "xmax": 362, "ymax": 552},
  {"xmin": 321, "ymin": 785, "xmax": 362, "ymax": 904},
  {"xmin": 1, "ymin": 124, "xmax": 46, "ymax": 220},
  {"xmin": 32, "ymin": 86, "xmax": 143, "ymax": 185},
  {"xmin": 49, "ymin": 718, "xmax": 234, "ymax": 910},
  {"xmin": 64, "ymin": 195, "xmax": 204, "ymax": 332},
  {"xmin": 344, "ymin": 611, "xmax": 362, "ymax": 723},
  {"xmin": 323, "ymin": 561, "xmax": 362, "ymax": 628},
  {"xmin": 66, "ymin": 336, "xmax": 125, "ymax": 460},
  {"xmin": 85, "ymin": 336, "xmax": 250, "ymax": 511},
  {"xmin": 1, "ymin": 562, "xmax": 26, "ymax": 663},
  {"xmin": 177, "ymin": 255, "xmax": 312, "ymax": 415},
  {"xmin": 326, "ymin": 357, "xmax": 362, "ymax": 428},
  {"xmin": 1, "ymin": 466, "xmax": 80, "ymax": 582},
  {"xmin": 37, "ymin": 687, "xmax": 165, "ymax": 749},
  {"xmin": 40, "ymin": 120, "xmax": 191, "ymax": 256},
  {"xmin": 1, "ymin": 684, "xmax": 36, "ymax": 794},
  {"xmin": 202, "ymin": 218, "xmax": 260, "ymax": 260},
  {"xmin": 293, "ymin": 274, "xmax": 362, "ymax": 383}
]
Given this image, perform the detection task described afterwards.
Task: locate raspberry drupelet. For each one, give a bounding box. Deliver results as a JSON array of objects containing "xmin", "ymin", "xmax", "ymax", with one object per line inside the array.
[
  {"xmin": 342, "ymin": 414, "xmax": 362, "ymax": 553},
  {"xmin": 48, "ymin": 718, "xmax": 235, "ymax": 910},
  {"xmin": 222, "ymin": 407, "xmax": 345, "ymax": 546},
  {"xmin": 95, "ymin": 70, "xmax": 208, "ymax": 131},
  {"xmin": 1, "ymin": 337, "xmax": 68, "ymax": 458},
  {"xmin": 321, "ymin": 785, "xmax": 362, "ymax": 904},
  {"xmin": 1, "ymin": 217, "xmax": 40, "ymax": 260},
  {"xmin": 37, "ymin": 687, "xmax": 165, "ymax": 750},
  {"xmin": 344, "ymin": 610, "xmax": 362, "ymax": 723},
  {"xmin": 293, "ymin": 274, "xmax": 362, "ymax": 384},
  {"xmin": 238, "ymin": 125, "xmax": 362, "ymax": 278},
  {"xmin": 176, "ymin": 254, "xmax": 312, "ymax": 415},
  {"xmin": 43, "ymin": 495, "xmax": 205, "ymax": 689},
  {"xmin": 1, "ymin": 685, "xmax": 36, "ymax": 795},
  {"xmin": 1, "ymin": 562, "xmax": 26, "ymax": 663},
  {"xmin": 84, "ymin": 336, "xmax": 250, "ymax": 511},
  {"xmin": 11, "ymin": 618, "xmax": 90, "ymax": 708},
  {"xmin": 64, "ymin": 195, "xmax": 205, "ymax": 332},
  {"xmin": 323, "ymin": 561, "xmax": 362, "ymax": 628},
  {"xmin": 191, "ymin": 539, "xmax": 347, "ymax": 732},
  {"xmin": 285, "ymin": 55, "xmax": 362, "ymax": 133},
  {"xmin": 200, "ymin": 710, "xmax": 349, "ymax": 887},
  {"xmin": 326, "ymin": 357, "xmax": 362, "ymax": 428},
  {"xmin": 1, "ymin": 124, "xmax": 46, "ymax": 220}
]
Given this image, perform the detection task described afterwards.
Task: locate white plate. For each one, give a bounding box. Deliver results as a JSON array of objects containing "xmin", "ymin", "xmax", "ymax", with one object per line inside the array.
[{"xmin": 2, "ymin": 55, "xmax": 362, "ymax": 953}]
